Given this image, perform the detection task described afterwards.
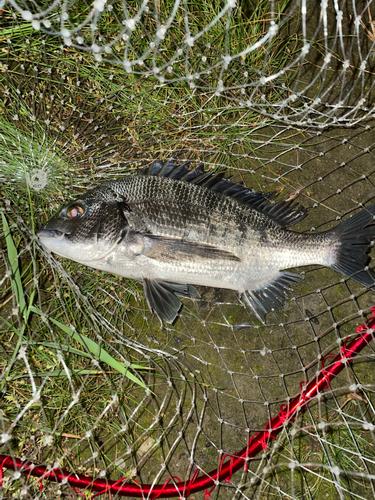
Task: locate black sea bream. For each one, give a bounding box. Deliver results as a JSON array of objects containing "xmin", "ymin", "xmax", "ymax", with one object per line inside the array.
[{"xmin": 37, "ymin": 161, "xmax": 375, "ymax": 323}]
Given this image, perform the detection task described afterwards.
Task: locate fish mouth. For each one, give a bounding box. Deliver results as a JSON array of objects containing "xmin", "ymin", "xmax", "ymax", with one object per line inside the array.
[
  {"xmin": 36, "ymin": 229, "xmax": 65, "ymax": 240},
  {"xmin": 35, "ymin": 227, "xmax": 122, "ymax": 264}
]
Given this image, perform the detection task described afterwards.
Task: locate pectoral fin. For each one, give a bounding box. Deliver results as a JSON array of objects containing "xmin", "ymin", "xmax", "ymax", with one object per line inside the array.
[
  {"xmin": 143, "ymin": 278, "xmax": 200, "ymax": 323},
  {"xmin": 242, "ymin": 272, "xmax": 303, "ymax": 323},
  {"xmin": 143, "ymin": 236, "xmax": 241, "ymax": 263}
]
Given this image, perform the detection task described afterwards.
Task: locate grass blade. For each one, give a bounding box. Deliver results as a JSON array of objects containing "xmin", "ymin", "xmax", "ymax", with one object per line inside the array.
[
  {"xmin": 25, "ymin": 342, "xmax": 149, "ymax": 370},
  {"xmin": 25, "ymin": 341, "xmax": 94, "ymax": 359},
  {"xmin": 29, "ymin": 305, "xmax": 149, "ymax": 390},
  {"xmin": 1, "ymin": 212, "xmax": 26, "ymax": 318}
]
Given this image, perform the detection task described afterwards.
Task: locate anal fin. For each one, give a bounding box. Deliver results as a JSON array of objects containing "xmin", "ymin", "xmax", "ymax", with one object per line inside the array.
[
  {"xmin": 143, "ymin": 278, "xmax": 200, "ymax": 324},
  {"xmin": 242, "ymin": 272, "xmax": 303, "ymax": 323}
]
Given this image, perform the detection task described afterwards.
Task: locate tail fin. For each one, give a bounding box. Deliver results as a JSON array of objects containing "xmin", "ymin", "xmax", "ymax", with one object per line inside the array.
[{"xmin": 330, "ymin": 203, "xmax": 375, "ymax": 290}]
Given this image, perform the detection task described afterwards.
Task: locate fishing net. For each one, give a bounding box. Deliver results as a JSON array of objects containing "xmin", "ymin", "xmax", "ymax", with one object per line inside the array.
[{"xmin": 1, "ymin": 0, "xmax": 375, "ymax": 498}]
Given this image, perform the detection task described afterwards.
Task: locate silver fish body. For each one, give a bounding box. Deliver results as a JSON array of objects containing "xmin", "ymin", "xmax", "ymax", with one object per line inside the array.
[{"xmin": 37, "ymin": 161, "xmax": 375, "ymax": 323}]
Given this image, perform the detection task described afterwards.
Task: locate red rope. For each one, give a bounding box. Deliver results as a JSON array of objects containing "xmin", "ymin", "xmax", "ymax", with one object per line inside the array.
[{"xmin": 1, "ymin": 312, "xmax": 374, "ymax": 498}]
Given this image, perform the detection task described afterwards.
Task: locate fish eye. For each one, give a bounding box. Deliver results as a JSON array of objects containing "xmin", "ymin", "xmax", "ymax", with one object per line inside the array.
[{"xmin": 67, "ymin": 205, "xmax": 84, "ymax": 219}]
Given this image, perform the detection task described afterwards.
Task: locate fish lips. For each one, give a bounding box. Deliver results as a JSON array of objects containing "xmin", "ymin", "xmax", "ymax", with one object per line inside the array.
[
  {"xmin": 36, "ymin": 228, "xmax": 65, "ymax": 240},
  {"xmin": 36, "ymin": 213, "xmax": 74, "ymax": 240},
  {"xmin": 36, "ymin": 226, "xmax": 69, "ymax": 256}
]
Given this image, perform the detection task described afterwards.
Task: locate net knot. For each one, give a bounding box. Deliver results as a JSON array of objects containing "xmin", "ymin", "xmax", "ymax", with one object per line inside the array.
[
  {"xmin": 260, "ymin": 419, "xmax": 278, "ymax": 450},
  {"xmin": 299, "ymin": 380, "xmax": 307, "ymax": 391},
  {"xmin": 340, "ymin": 338, "xmax": 354, "ymax": 363},
  {"xmin": 278, "ymin": 403, "xmax": 291, "ymax": 424},
  {"xmin": 243, "ymin": 435, "xmax": 256, "ymax": 471}
]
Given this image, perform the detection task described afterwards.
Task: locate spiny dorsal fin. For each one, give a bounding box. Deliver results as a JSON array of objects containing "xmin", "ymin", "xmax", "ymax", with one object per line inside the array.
[
  {"xmin": 141, "ymin": 160, "xmax": 205, "ymax": 180},
  {"xmin": 140, "ymin": 160, "xmax": 307, "ymax": 228}
]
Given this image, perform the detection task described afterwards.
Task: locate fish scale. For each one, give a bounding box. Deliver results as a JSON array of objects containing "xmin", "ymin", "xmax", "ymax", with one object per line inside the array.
[
  {"xmin": 37, "ymin": 161, "xmax": 375, "ymax": 324},
  {"xmin": 113, "ymin": 179, "xmax": 251, "ymax": 246}
]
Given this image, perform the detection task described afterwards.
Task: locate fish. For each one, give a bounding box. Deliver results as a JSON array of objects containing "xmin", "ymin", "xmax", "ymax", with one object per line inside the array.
[{"xmin": 36, "ymin": 160, "xmax": 375, "ymax": 324}]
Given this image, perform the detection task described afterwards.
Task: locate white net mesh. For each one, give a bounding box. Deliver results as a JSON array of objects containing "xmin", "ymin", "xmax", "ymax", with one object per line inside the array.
[{"xmin": 1, "ymin": 1, "xmax": 375, "ymax": 499}]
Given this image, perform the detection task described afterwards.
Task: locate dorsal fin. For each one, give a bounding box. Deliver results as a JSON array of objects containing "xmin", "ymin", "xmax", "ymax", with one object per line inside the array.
[
  {"xmin": 140, "ymin": 160, "xmax": 307, "ymax": 228},
  {"xmin": 141, "ymin": 160, "xmax": 205, "ymax": 180}
]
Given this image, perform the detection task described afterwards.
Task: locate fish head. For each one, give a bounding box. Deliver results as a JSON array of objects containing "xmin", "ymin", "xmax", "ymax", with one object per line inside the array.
[{"xmin": 36, "ymin": 186, "xmax": 129, "ymax": 263}]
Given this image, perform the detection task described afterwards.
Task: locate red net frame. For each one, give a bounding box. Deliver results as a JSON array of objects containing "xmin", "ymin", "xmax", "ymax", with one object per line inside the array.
[{"xmin": 1, "ymin": 309, "xmax": 375, "ymax": 498}]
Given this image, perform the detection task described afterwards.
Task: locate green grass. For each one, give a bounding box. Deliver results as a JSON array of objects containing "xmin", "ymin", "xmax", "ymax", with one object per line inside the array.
[
  {"xmin": 0, "ymin": 211, "xmax": 157, "ymax": 495},
  {"xmin": 0, "ymin": 0, "xmax": 299, "ymax": 174},
  {"xmin": 3, "ymin": 2, "xmax": 374, "ymax": 498},
  {"xmin": 1, "ymin": 212, "xmax": 149, "ymax": 387}
]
